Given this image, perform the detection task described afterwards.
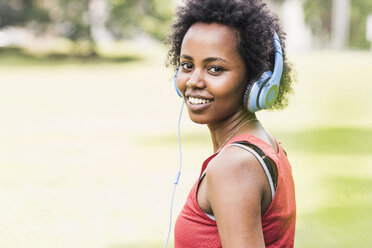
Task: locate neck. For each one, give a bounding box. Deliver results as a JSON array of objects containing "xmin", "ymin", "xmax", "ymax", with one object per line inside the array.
[{"xmin": 208, "ymin": 110, "xmax": 257, "ymax": 153}]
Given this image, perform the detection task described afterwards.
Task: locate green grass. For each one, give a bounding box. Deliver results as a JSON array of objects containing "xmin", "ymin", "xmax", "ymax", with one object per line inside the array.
[
  {"xmin": 279, "ymin": 126, "xmax": 372, "ymax": 155},
  {"xmin": 0, "ymin": 47, "xmax": 371, "ymax": 247}
]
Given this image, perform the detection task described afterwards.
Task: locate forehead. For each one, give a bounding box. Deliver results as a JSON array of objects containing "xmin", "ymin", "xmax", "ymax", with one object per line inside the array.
[{"xmin": 181, "ymin": 22, "xmax": 240, "ymax": 59}]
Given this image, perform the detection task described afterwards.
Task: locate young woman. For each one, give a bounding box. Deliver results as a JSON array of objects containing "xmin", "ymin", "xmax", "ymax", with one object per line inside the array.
[{"xmin": 166, "ymin": 0, "xmax": 296, "ymax": 247}]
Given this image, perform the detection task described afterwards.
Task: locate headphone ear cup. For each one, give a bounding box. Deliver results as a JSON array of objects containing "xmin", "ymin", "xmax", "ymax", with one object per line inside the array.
[
  {"xmin": 173, "ymin": 68, "xmax": 182, "ymax": 98},
  {"xmin": 258, "ymin": 83, "xmax": 280, "ymax": 109},
  {"xmin": 244, "ymin": 71, "xmax": 272, "ymax": 113},
  {"xmin": 244, "ymin": 32, "xmax": 283, "ymax": 112}
]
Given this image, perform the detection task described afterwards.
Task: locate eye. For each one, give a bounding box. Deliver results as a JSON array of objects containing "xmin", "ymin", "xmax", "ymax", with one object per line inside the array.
[
  {"xmin": 181, "ymin": 62, "xmax": 193, "ymax": 71},
  {"xmin": 208, "ymin": 66, "xmax": 224, "ymax": 74}
]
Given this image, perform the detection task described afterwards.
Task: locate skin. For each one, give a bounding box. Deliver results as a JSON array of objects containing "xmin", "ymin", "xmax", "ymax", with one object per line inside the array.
[{"xmin": 178, "ymin": 22, "xmax": 279, "ymax": 247}]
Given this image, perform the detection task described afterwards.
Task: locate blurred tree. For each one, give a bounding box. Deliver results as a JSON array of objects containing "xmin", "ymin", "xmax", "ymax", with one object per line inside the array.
[
  {"xmin": 349, "ymin": 0, "xmax": 372, "ymax": 48},
  {"xmin": 51, "ymin": 0, "xmax": 98, "ymax": 55},
  {"xmin": 107, "ymin": 0, "xmax": 173, "ymax": 40},
  {"xmin": 49, "ymin": 0, "xmax": 173, "ymax": 55},
  {"xmin": 303, "ymin": 0, "xmax": 372, "ymax": 49},
  {"xmin": 0, "ymin": 0, "xmax": 173, "ymax": 55},
  {"xmin": 332, "ymin": 0, "xmax": 350, "ymax": 49},
  {"xmin": 0, "ymin": 0, "xmax": 50, "ymax": 28},
  {"xmin": 303, "ymin": 0, "xmax": 333, "ymax": 47}
]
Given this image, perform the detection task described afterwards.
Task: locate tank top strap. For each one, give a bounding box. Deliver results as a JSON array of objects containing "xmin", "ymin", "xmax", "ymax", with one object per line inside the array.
[{"xmin": 224, "ymin": 134, "xmax": 281, "ymax": 164}]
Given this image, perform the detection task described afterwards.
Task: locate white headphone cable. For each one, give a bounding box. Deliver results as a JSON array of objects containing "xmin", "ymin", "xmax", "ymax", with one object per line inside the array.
[{"xmin": 164, "ymin": 100, "xmax": 184, "ymax": 248}]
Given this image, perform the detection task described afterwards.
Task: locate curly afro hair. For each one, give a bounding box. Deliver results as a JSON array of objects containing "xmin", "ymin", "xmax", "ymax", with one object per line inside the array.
[{"xmin": 166, "ymin": 0, "xmax": 296, "ymax": 110}]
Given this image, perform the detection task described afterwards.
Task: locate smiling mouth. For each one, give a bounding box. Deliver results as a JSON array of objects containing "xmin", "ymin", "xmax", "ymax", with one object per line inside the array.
[{"xmin": 188, "ymin": 96, "xmax": 213, "ymax": 105}]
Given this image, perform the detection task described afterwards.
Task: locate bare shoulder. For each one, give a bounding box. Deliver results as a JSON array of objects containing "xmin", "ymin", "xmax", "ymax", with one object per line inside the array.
[
  {"xmin": 206, "ymin": 145, "xmax": 268, "ymax": 191},
  {"xmin": 205, "ymin": 144, "xmax": 272, "ymax": 213}
]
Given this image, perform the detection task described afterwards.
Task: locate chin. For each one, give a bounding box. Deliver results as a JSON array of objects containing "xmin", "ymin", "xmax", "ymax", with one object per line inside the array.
[
  {"xmin": 189, "ymin": 115, "xmax": 209, "ymax": 124},
  {"xmin": 187, "ymin": 111, "xmax": 211, "ymax": 124},
  {"xmin": 188, "ymin": 112, "xmax": 229, "ymax": 125}
]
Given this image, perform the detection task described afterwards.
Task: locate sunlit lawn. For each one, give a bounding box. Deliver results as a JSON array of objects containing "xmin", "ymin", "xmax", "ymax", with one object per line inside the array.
[{"xmin": 0, "ymin": 45, "xmax": 371, "ymax": 248}]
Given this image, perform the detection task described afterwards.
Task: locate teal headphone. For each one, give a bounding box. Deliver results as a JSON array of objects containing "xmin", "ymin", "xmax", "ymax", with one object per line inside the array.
[{"xmin": 173, "ymin": 32, "xmax": 283, "ymax": 113}]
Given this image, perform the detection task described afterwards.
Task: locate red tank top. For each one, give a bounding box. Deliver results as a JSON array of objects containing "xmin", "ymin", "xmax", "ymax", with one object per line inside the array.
[{"xmin": 174, "ymin": 134, "xmax": 296, "ymax": 247}]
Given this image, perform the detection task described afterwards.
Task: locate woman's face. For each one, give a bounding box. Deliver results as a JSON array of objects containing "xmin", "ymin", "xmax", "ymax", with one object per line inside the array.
[{"xmin": 178, "ymin": 22, "xmax": 247, "ymax": 125}]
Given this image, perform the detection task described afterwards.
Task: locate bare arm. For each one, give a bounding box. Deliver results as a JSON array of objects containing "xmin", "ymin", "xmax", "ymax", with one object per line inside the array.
[{"xmin": 206, "ymin": 146, "xmax": 271, "ymax": 248}]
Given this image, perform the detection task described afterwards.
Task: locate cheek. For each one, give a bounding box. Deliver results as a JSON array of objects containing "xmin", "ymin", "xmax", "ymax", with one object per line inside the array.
[{"xmin": 213, "ymin": 77, "xmax": 245, "ymax": 100}]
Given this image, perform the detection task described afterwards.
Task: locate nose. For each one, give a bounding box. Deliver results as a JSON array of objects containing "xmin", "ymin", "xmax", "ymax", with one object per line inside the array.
[{"xmin": 186, "ymin": 69, "xmax": 206, "ymax": 89}]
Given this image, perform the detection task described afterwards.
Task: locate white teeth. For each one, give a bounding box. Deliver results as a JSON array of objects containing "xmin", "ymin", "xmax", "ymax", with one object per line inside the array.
[{"xmin": 188, "ymin": 97, "xmax": 212, "ymax": 105}]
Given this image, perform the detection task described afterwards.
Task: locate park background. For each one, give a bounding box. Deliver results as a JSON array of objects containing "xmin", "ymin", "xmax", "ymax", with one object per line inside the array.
[{"xmin": 0, "ymin": 0, "xmax": 371, "ymax": 247}]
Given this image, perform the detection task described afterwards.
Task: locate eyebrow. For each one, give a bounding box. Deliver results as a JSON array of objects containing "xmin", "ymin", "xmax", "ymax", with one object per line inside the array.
[{"xmin": 180, "ymin": 55, "xmax": 229, "ymax": 64}]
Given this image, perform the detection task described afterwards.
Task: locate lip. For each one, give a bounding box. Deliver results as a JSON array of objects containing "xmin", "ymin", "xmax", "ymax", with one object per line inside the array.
[
  {"xmin": 186, "ymin": 99, "xmax": 213, "ymax": 111},
  {"xmin": 185, "ymin": 95, "xmax": 214, "ymax": 112}
]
